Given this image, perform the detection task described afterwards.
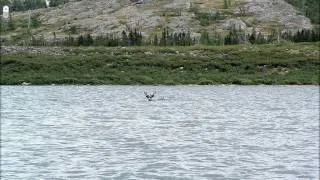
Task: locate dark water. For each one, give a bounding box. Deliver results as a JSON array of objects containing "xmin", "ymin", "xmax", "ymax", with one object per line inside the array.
[{"xmin": 1, "ymin": 85, "xmax": 319, "ymax": 179}]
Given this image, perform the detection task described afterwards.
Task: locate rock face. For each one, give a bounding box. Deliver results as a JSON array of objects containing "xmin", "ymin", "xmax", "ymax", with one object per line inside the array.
[
  {"xmin": 237, "ymin": 0, "xmax": 312, "ymax": 30},
  {"xmin": 222, "ymin": 19, "xmax": 247, "ymax": 30},
  {"xmin": 40, "ymin": 0, "xmax": 169, "ymax": 36},
  {"xmin": 9, "ymin": 0, "xmax": 314, "ymax": 39}
]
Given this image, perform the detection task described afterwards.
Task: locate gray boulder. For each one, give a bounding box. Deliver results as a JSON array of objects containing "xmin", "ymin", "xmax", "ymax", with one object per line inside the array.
[{"xmin": 222, "ymin": 19, "xmax": 247, "ymax": 30}]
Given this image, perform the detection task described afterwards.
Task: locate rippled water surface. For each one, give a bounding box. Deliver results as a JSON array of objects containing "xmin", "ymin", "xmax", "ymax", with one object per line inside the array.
[{"xmin": 1, "ymin": 85, "xmax": 319, "ymax": 179}]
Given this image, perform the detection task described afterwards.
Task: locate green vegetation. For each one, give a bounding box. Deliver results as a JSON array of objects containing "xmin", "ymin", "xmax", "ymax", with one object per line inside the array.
[
  {"xmin": 0, "ymin": 0, "xmax": 46, "ymax": 12},
  {"xmin": 194, "ymin": 10, "xmax": 225, "ymax": 26},
  {"xmin": 284, "ymin": 0, "xmax": 319, "ymax": 24},
  {"xmin": 0, "ymin": 0, "xmax": 69, "ymax": 13},
  {"xmin": 1, "ymin": 42, "xmax": 319, "ymax": 85},
  {"xmin": 30, "ymin": 13, "xmax": 41, "ymax": 28},
  {"xmin": 223, "ymin": 0, "xmax": 232, "ymax": 9},
  {"xmin": 189, "ymin": 3, "xmax": 226, "ymax": 26},
  {"xmin": 49, "ymin": 0, "xmax": 69, "ymax": 7}
]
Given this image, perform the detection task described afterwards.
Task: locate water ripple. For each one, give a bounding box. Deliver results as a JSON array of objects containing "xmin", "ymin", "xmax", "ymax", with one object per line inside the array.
[{"xmin": 1, "ymin": 85, "xmax": 319, "ymax": 179}]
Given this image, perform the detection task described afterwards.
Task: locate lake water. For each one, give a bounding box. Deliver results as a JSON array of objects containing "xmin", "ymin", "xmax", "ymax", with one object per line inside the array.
[{"xmin": 1, "ymin": 85, "xmax": 319, "ymax": 179}]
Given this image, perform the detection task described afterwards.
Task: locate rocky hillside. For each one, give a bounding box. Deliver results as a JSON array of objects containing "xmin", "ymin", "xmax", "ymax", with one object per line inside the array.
[{"xmin": 3, "ymin": 0, "xmax": 314, "ymax": 42}]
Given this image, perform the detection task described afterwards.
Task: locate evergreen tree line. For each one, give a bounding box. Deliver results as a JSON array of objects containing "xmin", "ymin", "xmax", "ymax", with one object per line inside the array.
[
  {"xmin": 199, "ymin": 30, "xmax": 224, "ymax": 45},
  {"xmin": 27, "ymin": 27, "xmax": 320, "ymax": 47},
  {"xmin": 29, "ymin": 29, "xmax": 143, "ymax": 46},
  {"xmin": 120, "ymin": 29, "xmax": 143, "ymax": 46},
  {"xmin": 204, "ymin": 28, "xmax": 320, "ymax": 45},
  {"xmin": 282, "ymin": 29, "xmax": 320, "ymax": 43},
  {"xmin": 152, "ymin": 27, "xmax": 195, "ymax": 46}
]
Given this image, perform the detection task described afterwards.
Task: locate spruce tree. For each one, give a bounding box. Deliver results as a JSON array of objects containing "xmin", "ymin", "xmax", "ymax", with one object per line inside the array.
[
  {"xmin": 129, "ymin": 29, "xmax": 134, "ymax": 46},
  {"xmin": 256, "ymin": 32, "xmax": 265, "ymax": 44},
  {"xmin": 223, "ymin": 0, "xmax": 228, "ymax": 9},
  {"xmin": 200, "ymin": 30, "xmax": 210, "ymax": 45},
  {"xmin": 85, "ymin": 33, "xmax": 93, "ymax": 46},
  {"xmin": 160, "ymin": 27, "xmax": 167, "ymax": 46},
  {"xmin": 77, "ymin": 34, "xmax": 84, "ymax": 46},
  {"xmin": 249, "ymin": 28, "xmax": 256, "ymax": 44},
  {"xmin": 121, "ymin": 30, "xmax": 128, "ymax": 46},
  {"xmin": 153, "ymin": 34, "xmax": 158, "ymax": 46}
]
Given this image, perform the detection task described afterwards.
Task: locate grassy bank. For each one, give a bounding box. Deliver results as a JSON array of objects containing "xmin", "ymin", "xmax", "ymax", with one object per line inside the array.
[{"xmin": 1, "ymin": 42, "xmax": 319, "ymax": 85}]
